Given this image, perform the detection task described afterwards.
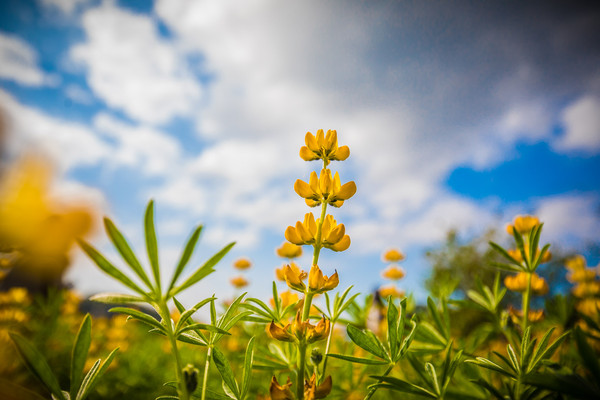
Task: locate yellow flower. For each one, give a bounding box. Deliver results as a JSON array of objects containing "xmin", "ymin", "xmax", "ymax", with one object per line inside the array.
[
  {"xmin": 299, "ymin": 129, "xmax": 350, "ymax": 165},
  {"xmin": 572, "ymin": 281, "xmax": 600, "ymax": 298},
  {"xmin": 304, "ymin": 373, "xmax": 333, "ymax": 400},
  {"xmin": 308, "ymin": 265, "xmax": 339, "ymax": 293},
  {"xmin": 507, "ymin": 247, "xmax": 551, "ymax": 264},
  {"xmin": 290, "ymin": 312, "xmax": 330, "ymax": 343},
  {"xmin": 567, "ymin": 268, "xmax": 596, "ymax": 283},
  {"xmin": 268, "ymin": 321, "xmax": 295, "ymax": 342},
  {"xmin": 270, "ymin": 290, "xmax": 299, "ymax": 308},
  {"xmin": 382, "ymin": 248, "xmax": 405, "ymax": 263},
  {"xmin": 276, "ymin": 242, "xmax": 303, "ymax": 259},
  {"xmin": 233, "ymin": 257, "xmax": 252, "ymax": 270},
  {"xmin": 504, "ymin": 272, "xmax": 548, "ymax": 295},
  {"xmin": 506, "ymin": 215, "xmax": 540, "ymax": 235},
  {"xmin": 283, "ymin": 263, "xmax": 308, "ymax": 292},
  {"xmin": 378, "ymin": 285, "xmax": 405, "ymax": 299},
  {"xmin": 576, "ymin": 298, "xmax": 600, "ymax": 316},
  {"xmin": 565, "ymin": 255, "xmax": 586, "ymax": 271},
  {"xmin": 269, "ymin": 376, "xmax": 294, "ymax": 400},
  {"xmin": 285, "ymin": 214, "xmax": 350, "ymax": 251},
  {"xmin": 508, "ymin": 306, "xmax": 544, "ymax": 324},
  {"xmin": 381, "ymin": 266, "xmax": 405, "ymax": 280},
  {"xmin": 294, "ymin": 168, "xmax": 356, "ymax": 208},
  {"xmin": 230, "ymin": 276, "xmax": 249, "ymax": 288}
]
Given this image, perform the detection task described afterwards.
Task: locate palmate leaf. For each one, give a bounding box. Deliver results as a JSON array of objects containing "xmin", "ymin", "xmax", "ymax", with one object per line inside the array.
[
  {"xmin": 523, "ymin": 372, "xmax": 600, "ymax": 399},
  {"xmin": 103, "ymin": 217, "xmax": 153, "ymax": 290},
  {"xmin": 0, "ymin": 378, "xmax": 48, "ymax": 400},
  {"xmin": 175, "ymin": 297, "xmax": 217, "ymax": 332},
  {"xmin": 9, "ymin": 333, "xmax": 66, "ymax": 400},
  {"xmin": 144, "ymin": 200, "xmax": 161, "ymax": 291},
  {"xmin": 347, "ymin": 324, "xmax": 389, "ymax": 361},
  {"xmin": 70, "ymin": 315, "xmax": 92, "ymax": 399}
]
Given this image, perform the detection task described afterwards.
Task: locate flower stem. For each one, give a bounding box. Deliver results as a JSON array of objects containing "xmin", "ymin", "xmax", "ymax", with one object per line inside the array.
[
  {"xmin": 364, "ymin": 364, "xmax": 394, "ymax": 400},
  {"xmin": 297, "ymin": 342, "xmax": 307, "ymax": 400},
  {"xmin": 200, "ymin": 346, "xmax": 212, "ymax": 400},
  {"xmin": 158, "ymin": 300, "xmax": 189, "ymax": 400},
  {"xmin": 521, "ymin": 272, "xmax": 532, "ymax": 332},
  {"xmin": 320, "ymin": 320, "xmax": 335, "ymax": 382}
]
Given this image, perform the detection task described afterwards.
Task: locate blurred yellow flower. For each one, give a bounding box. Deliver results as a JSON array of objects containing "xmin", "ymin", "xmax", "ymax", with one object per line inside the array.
[
  {"xmin": 233, "ymin": 257, "xmax": 252, "ymax": 270},
  {"xmin": 507, "ymin": 247, "xmax": 551, "ymax": 264},
  {"xmin": 382, "ymin": 248, "xmax": 405, "ymax": 263},
  {"xmin": 294, "ymin": 169, "xmax": 356, "ymax": 208},
  {"xmin": 568, "ymin": 268, "xmax": 596, "ymax": 283},
  {"xmin": 378, "ymin": 285, "xmax": 405, "ymax": 299},
  {"xmin": 506, "ymin": 215, "xmax": 540, "ymax": 235},
  {"xmin": 276, "ymin": 242, "xmax": 303, "ymax": 259},
  {"xmin": 270, "ymin": 290, "xmax": 299, "ymax": 309},
  {"xmin": 576, "ymin": 298, "xmax": 600, "ymax": 316},
  {"xmin": 285, "ymin": 214, "xmax": 350, "ymax": 252},
  {"xmin": 308, "ymin": 265, "xmax": 339, "ymax": 293},
  {"xmin": 504, "ymin": 272, "xmax": 548, "ymax": 295},
  {"xmin": 299, "ymin": 129, "xmax": 350, "ymax": 165},
  {"xmin": 508, "ymin": 306, "xmax": 544, "ymax": 324},
  {"xmin": 269, "ymin": 376, "xmax": 294, "ymax": 400},
  {"xmin": 565, "ymin": 255, "xmax": 586, "ymax": 271},
  {"xmin": 381, "ymin": 266, "xmax": 405, "ymax": 280},
  {"xmin": 572, "ymin": 281, "xmax": 600, "ymax": 298},
  {"xmin": 230, "ymin": 276, "xmax": 249, "ymax": 288}
]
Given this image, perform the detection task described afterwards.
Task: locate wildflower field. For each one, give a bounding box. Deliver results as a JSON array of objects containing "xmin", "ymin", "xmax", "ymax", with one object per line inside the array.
[{"xmin": 1, "ymin": 130, "xmax": 600, "ymax": 400}]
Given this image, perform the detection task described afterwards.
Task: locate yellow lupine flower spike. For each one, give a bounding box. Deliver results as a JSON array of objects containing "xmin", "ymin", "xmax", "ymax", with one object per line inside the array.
[
  {"xmin": 294, "ymin": 169, "xmax": 356, "ymax": 208},
  {"xmin": 504, "ymin": 272, "xmax": 548, "ymax": 295},
  {"xmin": 320, "ymin": 215, "xmax": 350, "ymax": 251},
  {"xmin": 308, "ymin": 265, "xmax": 339, "ymax": 293},
  {"xmin": 382, "ymin": 248, "xmax": 405, "ymax": 263},
  {"xmin": 299, "ymin": 129, "xmax": 350, "ymax": 165},
  {"xmin": 285, "ymin": 213, "xmax": 317, "ymax": 245},
  {"xmin": 506, "ymin": 215, "xmax": 540, "ymax": 235}
]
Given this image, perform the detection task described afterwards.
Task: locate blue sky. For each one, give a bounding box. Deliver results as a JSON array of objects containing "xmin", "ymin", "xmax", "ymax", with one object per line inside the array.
[{"xmin": 1, "ymin": 0, "xmax": 599, "ymax": 305}]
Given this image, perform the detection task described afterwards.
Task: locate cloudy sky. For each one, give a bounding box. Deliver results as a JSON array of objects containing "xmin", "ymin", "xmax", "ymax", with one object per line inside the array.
[{"xmin": 1, "ymin": 0, "xmax": 599, "ymax": 304}]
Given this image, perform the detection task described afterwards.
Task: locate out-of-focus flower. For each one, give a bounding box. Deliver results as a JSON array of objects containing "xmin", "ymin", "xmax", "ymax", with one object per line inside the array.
[
  {"xmin": 378, "ymin": 285, "xmax": 405, "ymax": 299},
  {"xmin": 285, "ymin": 214, "xmax": 350, "ymax": 251},
  {"xmin": 381, "ymin": 266, "xmax": 405, "ymax": 280},
  {"xmin": 572, "ymin": 281, "xmax": 600, "ymax": 298},
  {"xmin": 508, "ymin": 306, "xmax": 544, "ymax": 324},
  {"xmin": 308, "ymin": 265, "xmax": 339, "ymax": 294},
  {"xmin": 565, "ymin": 255, "xmax": 586, "ymax": 271},
  {"xmin": 230, "ymin": 276, "xmax": 249, "ymax": 288},
  {"xmin": 283, "ymin": 263, "xmax": 307, "ymax": 292},
  {"xmin": 507, "ymin": 247, "xmax": 551, "ymax": 264},
  {"xmin": 299, "ymin": 129, "xmax": 349, "ymax": 165},
  {"xmin": 270, "ymin": 376, "xmax": 294, "ymax": 400},
  {"xmin": 270, "ymin": 290, "xmax": 299, "ymax": 308},
  {"xmin": 276, "ymin": 242, "xmax": 303, "ymax": 259},
  {"xmin": 506, "ymin": 215, "xmax": 540, "ymax": 235},
  {"xmin": 504, "ymin": 272, "xmax": 548, "ymax": 295},
  {"xmin": 576, "ymin": 298, "xmax": 600, "ymax": 316},
  {"xmin": 382, "ymin": 248, "xmax": 404, "ymax": 263},
  {"xmin": 568, "ymin": 268, "xmax": 596, "ymax": 283},
  {"xmin": 294, "ymin": 169, "xmax": 356, "ymax": 208},
  {"xmin": 233, "ymin": 258, "xmax": 252, "ymax": 270},
  {"xmin": 304, "ymin": 373, "xmax": 332, "ymax": 400}
]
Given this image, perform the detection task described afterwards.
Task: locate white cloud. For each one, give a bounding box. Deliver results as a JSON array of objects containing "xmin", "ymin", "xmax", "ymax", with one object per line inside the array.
[
  {"xmin": 0, "ymin": 89, "xmax": 110, "ymax": 171},
  {"xmin": 70, "ymin": 0, "xmax": 202, "ymax": 124},
  {"xmin": 554, "ymin": 95, "xmax": 600, "ymax": 152},
  {"xmin": 536, "ymin": 194, "xmax": 600, "ymax": 248},
  {"xmin": 93, "ymin": 113, "xmax": 183, "ymax": 176},
  {"xmin": 64, "ymin": 84, "xmax": 95, "ymax": 105},
  {"xmin": 0, "ymin": 33, "xmax": 51, "ymax": 86}
]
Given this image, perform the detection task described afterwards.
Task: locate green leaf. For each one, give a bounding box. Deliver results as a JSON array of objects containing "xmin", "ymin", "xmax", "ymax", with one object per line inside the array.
[
  {"xmin": 176, "ymin": 332, "xmax": 208, "ymax": 346},
  {"xmin": 179, "ymin": 323, "xmax": 230, "ymax": 336},
  {"xmin": 466, "ymin": 290, "xmax": 490, "ymax": 311},
  {"xmin": 244, "ymin": 298, "xmax": 277, "ymax": 321},
  {"xmin": 241, "ymin": 337, "xmax": 255, "ymax": 399},
  {"xmin": 371, "ymin": 376, "xmax": 437, "ymax": 398},
  {"xmin": 144, "ymin": 200, "xmax": 161, "ymax": 291},
  {"xmin": 531, "ymin": 329, "xmax": 569, "ymax": 370},
  {"xmin": 78, "ymin": 240, "xmax": 146, "ymax": 296},
  {"xmin": 400, "ymin": 317, "xmax": 418, "ymax": 358},
  {"xmin": 168, "ymin": 225, "xmax": 203, "ymax": 292},
  {"xmin": 472, "ymin": 378, "xmax": 506, "ymax": 400},
  {"xmin": 271, "ymin": 281, "xmax": 280, "ymax": 312},
  {"xmin": 425, "ymin": 362, "xmax": 440, "ymax": 395},
  {"xmin": 326, "ymin": 353, "xmax": 389, "ymax": 365},
  {"xmin": 104, "ymin": 217, "xmax": 153, "ymax": 289},
  {"xmin": 387, "ymin": 296, "xmax": 399, "ymax": 358},
  {"xmin": 465, "ymin": 358, "xmax": 515, "ymax": 378},
  {"xmin": 489, "ymin": 261, "xmax": 523, "ymax": 273},
  {"xmin": 70, "ymin": 315, "xmax": 92, "ymax": 399},
  {"xmin": 506, "ymin": 344, "xmax": 520, "ymax": 373},
  {"xmin": 574, "ymin": 327, "xmax": 600, "ymax": 381},
  {"xmin": 75, "ymin": 347, "xmax": 117, "ymax": 400},
  {"xmin": 212, "ymin": 347, "xmax": 239, "ymax": 399},
  {"xmin": 0, "ymin": 378, "xmax": 49, "ymax": 400},
  {"xmin": 521, "ymin": 328, "xmax": 536, "ymax": 372},
  {"xmin": 347, "ymin": 324, "xmax": 388, "ymax": 361},
  {"xmin": 9, "ymin": 333, "xmax": 66, "ymax": 400},
  {"xmin": 417, "ymin": 321, "xmax": 448, "ymax": 347},
  {"xmin": 217, "ymin": 293, "xmax": 247, "ymax": 330},
  {"xmin": 175, "ymin": 297, "xmax": 217, "ymax": 332},
  {"xmin": 109, "ymin": 307, "xmax": 165, "ymax": 332},
  {"xmin": 170, "ymin": 242, "xmax": 235, "ymax": 297},
  {"xmin": 489, "ymin": 241, "xmax": 521, "ymax": 266},
  {"xmin": 512, "ymin": 227, "xmax": 530, "ymax": 270},
  {"xmin": 89, "ymin": 293, "xmax": 147, "ymax": 304},
  {"xmin": 523, "ymin": 372, "xmax": 600, "ymax": 399}
]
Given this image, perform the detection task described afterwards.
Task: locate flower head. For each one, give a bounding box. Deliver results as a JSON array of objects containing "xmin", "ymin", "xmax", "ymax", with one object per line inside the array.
[
  {"xmin": 382, "ymin": 248, "xmax": 405, "ymax": 263},
  {"xmin": 508, "ymin": 306, "xmax": 544, "ymax": 324},
  {"xmin": 308, "ymin": 265, "xmax": 339, "ymax": 293},
  {"xmin": 276, "ymin": 242, "xmax": 303, "ymax": 259},
  {"xmin": 268, "ymin": 321, "xmax": 295, "ymax": 342},
  {"xmin": 378, "ymin": 285, "xmax": 405, "ymax": 299},
  {"xmin": 283, "ymin": 263, "xmax": 308, "ymax": 292},
  {"xmin": 233, "ymin": 257, "xmax": 252, "ymax": 270},
  {"xmin": 381, "ymin": 266, "xmax": 405, "ymax": 280},
  {"xmin": 299, "ymin": 129, "xmax": 349, "ymax": 166},
  {"xmin": 506, "ymin": 215, "xmax": 540, "ymax": 235},
  {"xmin": 269, "ymin": 376, "xmax": 294, "ymax": 400},
  {"xmin": 270, "ymin": 290, "xmax": 299, "ymax": 308},
  {"xmin": 285, "ymin": 214, "xmax": 350, "ymax": 251},
  {"xmin": 294, "ymin": 169, "xmax": 356, "ymax": 208},
  {"xmin": 565, "ymin": 255, "xmax": 586, "ymax": 271},
  {"xmin": 230, "ymin": 276, "xmax": 249, "ymax": 288},
  {"xmin": 504, "ymin": 272, "xmax": 548, "ymax": 295},
  {"xmin": 304, "ymin": 373, "xmax": 332, "ymax": 400},
  {"xmin": 290, "ymin": 311, "xmax": 330, "ymax": 343}
]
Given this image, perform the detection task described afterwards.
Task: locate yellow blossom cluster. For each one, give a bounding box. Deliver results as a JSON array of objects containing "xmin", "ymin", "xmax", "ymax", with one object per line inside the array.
[
  {"xmin": 378, "ymin": 248, "xmax": 406, "ymax": 299},
  {"xmin": 285, "ymin": 213, "xmax": 350, "ymax": 252},
  {"xmin": 504, "ymin": 272, "xmax": 549, "ymax": 295},
  {"xmin": 506, "ymin": 215, "xmax": 540, "ymax": 235},
  {"xmin": 230, "ymin": 257, "xmax": 252, "ymax": 288},
  {"xmin": 565, "ymin": 255, "xmax": 600, "ymax": 318}
]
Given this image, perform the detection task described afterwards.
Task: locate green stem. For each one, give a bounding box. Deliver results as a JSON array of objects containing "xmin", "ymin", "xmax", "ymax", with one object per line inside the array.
[
  {"xmin": 200, "ymin": 346, "xmax": 212, "ymax": 400},
  {"xmin": 297, "ymin": 342, "xmax": 307, "ymax": 400},
  {"xmin": 364, "ymin": 364, "xmax": 394, "ymax": 400},
  {"xmin": 320, "ymin": 320, "xmax": 335, "ymax": 383},
  {"xmin": 521, "ymin": 272, "xmax": 532, "ymax": 333},
  {"xmin": 159, "ymin": 301, "xmax": 189, "ymax": 400},
  {"xmin": 312, "ymin": 202, "xmax": 328, "ymax": 266}
]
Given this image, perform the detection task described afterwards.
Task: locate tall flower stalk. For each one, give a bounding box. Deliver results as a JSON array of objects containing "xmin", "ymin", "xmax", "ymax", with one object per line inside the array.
[{"xmin": 269, "ymin": 129, "xmax": 356, "ymax": 400}]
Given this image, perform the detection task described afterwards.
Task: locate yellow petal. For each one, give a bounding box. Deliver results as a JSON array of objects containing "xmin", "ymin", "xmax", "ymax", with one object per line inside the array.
[
  {"xmin": 305, "ymin": 131, "xmax": 319, "ymax": 152},
  {"xmin": 333, "ymin": 145, "xmax": 349, "ymax": 161},
  {"xmin": 319, "ymin": 169, "xmax": 332, "ymax": 197},
  {"xmin": 285, "ymin": 226, "xmax": 304, "ymax": 245},
  {"xmin": 233, "ymin": 258, "xmax": 252, "ymax": 270},
  {"xmin": 382, "ymin": 249, "xmax": 405, "ymax": 263},
  {"xmin": 336, "ymin": 181, "xmax": 357, "ymax": 200},
  {"xmin": 330, "ymin": 235, "xmax": 350, "ymax": 252},
  {"xmin": 323, "ymin": 270, "xmax": 339, "ymax": 291},
  {"xmin": 270, "ymin": 376, "xmax": 294, "ymax": 400},
  {"xmin": 326, "ymin": 224, "xmax": 345, "ymax": 245},
  {"xmin": 299, "ymin": 146, "xmax": 318, "ymax": 161},
  {"xmin": 308, "ymin": 264, "xmax": 324, "ymax": 291},
  {"xmin": 276, "ymin": 242, "xmax": 303, "ymax": 258},
  {"xmin": 294, "ymin": 179, "xmax": 313, "ymax": 199},
  {"xmin": 316, "ymin": 129, "xmax": 325, "ymax": 148},
  {"xmin": 268, "ymin": 322, "xmax": 295, "ymax": 342}
]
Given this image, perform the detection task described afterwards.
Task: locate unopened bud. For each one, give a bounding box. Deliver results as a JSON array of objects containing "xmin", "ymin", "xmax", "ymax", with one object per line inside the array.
[
  {"xmin": 311, "ymin": 348, "xmax": 323, "ymax": 365},
  {"xmin": 183, "ymin": 363, "xmax": 199, "ymax": 393}
]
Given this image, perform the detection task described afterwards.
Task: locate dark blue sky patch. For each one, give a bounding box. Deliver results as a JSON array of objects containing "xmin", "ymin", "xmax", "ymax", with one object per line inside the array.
[{"xmin": 446, "ymin": 142, "xmax": 600, "ymax": 202}]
